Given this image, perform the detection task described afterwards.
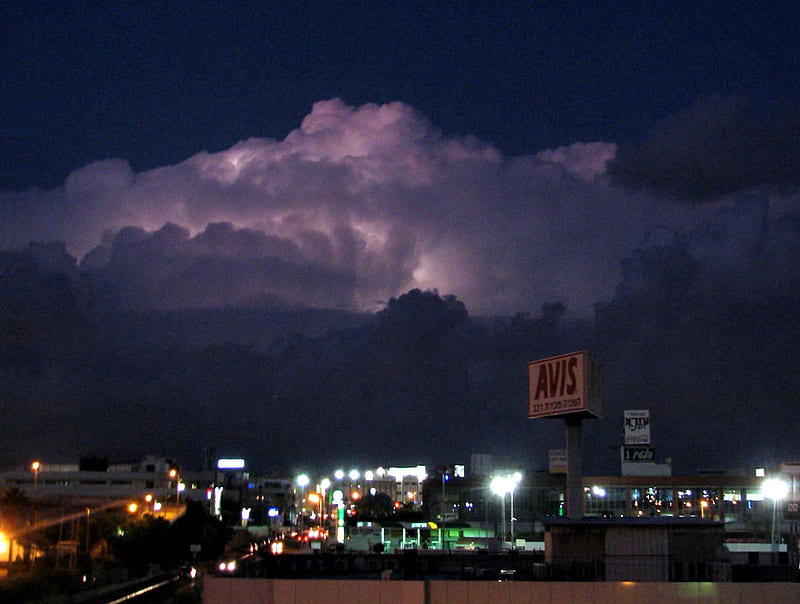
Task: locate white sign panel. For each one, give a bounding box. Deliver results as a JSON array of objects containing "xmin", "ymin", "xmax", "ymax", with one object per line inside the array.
[
  {"xmin": 622, "ymin": 445, "xmax": 655, "ymax": 462},
  {"xmin": 528, "ymin": 350, "xmax": 601, "ymax": 419},
  {"xmin": 549, "ymin": 449, "xmax": 567, "ymax": 474},
  {"xmin": 624, "ymin": 410, "xmax": 651, "ymax": 444},
  {"xmin": 217, "ymin": 458, "xmax": 246, "ymax": 470}
]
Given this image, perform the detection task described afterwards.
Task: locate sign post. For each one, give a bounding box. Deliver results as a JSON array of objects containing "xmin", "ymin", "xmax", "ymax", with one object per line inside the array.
[
  {"xmin": 565, "ymin": 416, "xmax": 583, "ymax": 519},
  {"xmin": 528, "ymin": 350, "xmax": 601, "ymax": 518}
]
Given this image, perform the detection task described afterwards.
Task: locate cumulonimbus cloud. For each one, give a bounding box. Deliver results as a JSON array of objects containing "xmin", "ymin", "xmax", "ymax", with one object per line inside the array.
[{"xmin": 1, "ymin": 98, "xmax": 796, "ymax": 316}]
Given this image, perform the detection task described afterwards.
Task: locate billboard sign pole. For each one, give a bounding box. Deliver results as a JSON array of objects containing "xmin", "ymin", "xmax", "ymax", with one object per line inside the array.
[{"xmin": 528, "ymin": 350, "xmax": 601, "ymax": 519}]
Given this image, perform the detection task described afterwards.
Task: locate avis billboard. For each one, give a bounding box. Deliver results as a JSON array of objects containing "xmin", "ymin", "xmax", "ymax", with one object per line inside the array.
[{"xmin": 528, "ymin": 350, "xmax": 602, "ymax": 419}]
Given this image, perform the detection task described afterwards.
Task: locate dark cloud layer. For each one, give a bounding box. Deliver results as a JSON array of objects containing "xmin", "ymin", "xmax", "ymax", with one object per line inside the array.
[
  {"xmin": 593, "ymin": 199, "xmax": 800, "ymax": 470},
  {"xmin": 81, "ymin": 222, "xmax": 366, "ymax": 311},
  {"xmin": 2, "ymin": 195, "xmax": 799, "ymax": 473},
  {"xmin": 609, "ymin": 96, "xmax": 800, "ymax": 201}
]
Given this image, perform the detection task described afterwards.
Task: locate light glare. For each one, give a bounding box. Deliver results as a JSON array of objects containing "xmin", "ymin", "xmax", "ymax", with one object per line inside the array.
[{"xmin": 763, "ymin": 478, "xmax": 789, "ymax": 501}]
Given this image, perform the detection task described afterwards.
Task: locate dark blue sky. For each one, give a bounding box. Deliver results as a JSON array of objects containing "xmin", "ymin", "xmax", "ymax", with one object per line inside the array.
[{"xmin": 3, "ymin": 2, "xmax": 799, "ymax": 189}]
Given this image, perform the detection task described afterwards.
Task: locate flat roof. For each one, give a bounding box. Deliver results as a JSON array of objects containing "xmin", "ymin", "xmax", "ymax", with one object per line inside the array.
[{"xmin": 545, "ymin": 516, "xmax": 724, "ymax": 527}]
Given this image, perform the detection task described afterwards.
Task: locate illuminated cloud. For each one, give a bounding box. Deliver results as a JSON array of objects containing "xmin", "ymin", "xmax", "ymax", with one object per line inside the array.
[
  {"xmin": 2, "ymin": 98, "xmax": 796, "ymax": 316},
  {"xmin": 535, "ymin": 142, "xmax": 617, "ymax": 182}
]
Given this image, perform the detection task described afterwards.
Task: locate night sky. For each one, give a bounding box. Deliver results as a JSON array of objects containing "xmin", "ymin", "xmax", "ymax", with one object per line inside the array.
[{"xmin": 1, "ymin": 3, "xmax": 799, "ymax": 474}]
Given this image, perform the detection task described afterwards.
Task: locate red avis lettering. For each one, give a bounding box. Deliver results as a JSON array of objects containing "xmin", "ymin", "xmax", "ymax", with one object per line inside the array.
[{"xmin": 533, "ymin": 356, "xmax": 578, "ymax": 400}]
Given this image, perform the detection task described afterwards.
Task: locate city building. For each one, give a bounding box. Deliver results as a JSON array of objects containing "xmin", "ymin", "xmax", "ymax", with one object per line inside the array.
[{"xmin": 0, "ymin": 456, "xmax": 212, "ymax": 505}]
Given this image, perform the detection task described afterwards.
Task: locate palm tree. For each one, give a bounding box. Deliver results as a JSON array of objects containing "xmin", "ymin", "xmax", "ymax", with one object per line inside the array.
[{"xmin": 0, "ymin": 486, "xmax": 32, "ymax": 529}]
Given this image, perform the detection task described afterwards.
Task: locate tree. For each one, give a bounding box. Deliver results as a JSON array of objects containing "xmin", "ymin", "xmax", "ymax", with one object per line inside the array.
[
  {"xmin": 109, "ymin": 515, "xmax": 175, "ymax": 573},
  {"xmin": 170, "ymin": 500, "xmax": 230, "ymax": 561},
  {"xmin": 0, "ymin": 487, "xmax": 32, "ymax": 528},
  {"xmin": 354, "ymin": 493, "xmax": 393, "ymax": 520}
]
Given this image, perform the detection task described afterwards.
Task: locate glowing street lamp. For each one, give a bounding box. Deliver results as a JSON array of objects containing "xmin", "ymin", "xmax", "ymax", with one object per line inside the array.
[
  {"xmin": 307, "ymin": 492, "xmax": 323, "ymax": 526},
  {"xmin": 297, "ymin": 473, "xmax": 310, "ymax": 494},
  {"xmin": 297, "ymin": 474, "xmax": 310, "ymax": 528},
  {"xmin": 491, "ymin": 473, "xmax": 523, "ymax": 548},
  {"xmin": 491, "ymin": 476, "xmax": 512, "ymax": 546},
  {"xmin": 510, "ymin": 472, "xmax": 522, "ymax": 547},
  {"xmin": 168, "ymin": 468, "xmax": 178, "ymax": 503},
  {"xmin": 763, "ymin": 478, "xmax": 789, "ymax": 553},
  {"xmin": 31, "ymin": 461, "xmax": 40, "ymax": 492},
  {"xmin": 319, "ymin": 478, "xmax": 331, "ymax": 526}
]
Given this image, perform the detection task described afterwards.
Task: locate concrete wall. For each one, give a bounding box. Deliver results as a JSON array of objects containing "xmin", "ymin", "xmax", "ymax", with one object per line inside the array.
[{"xmin": 204, "ymin": 578, "xmax": 800, "ymax": 604}]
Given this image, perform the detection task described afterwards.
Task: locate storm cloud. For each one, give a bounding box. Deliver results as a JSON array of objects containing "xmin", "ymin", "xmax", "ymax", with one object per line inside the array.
[
  {"xmin": 2, "ymin": 98, "xmax": 800, "ymax": 471},
  {"xmin": 3, "ymin": 98, "xmax": 765, "ymax": 317}
]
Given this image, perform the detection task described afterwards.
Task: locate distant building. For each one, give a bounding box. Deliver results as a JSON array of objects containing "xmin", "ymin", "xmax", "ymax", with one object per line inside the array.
[{"xmin": 0, "ymin": 455, "xmax": 213, "ymax": 506}]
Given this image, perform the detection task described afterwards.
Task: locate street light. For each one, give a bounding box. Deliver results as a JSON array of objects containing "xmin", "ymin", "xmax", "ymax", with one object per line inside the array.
[
  {"xmin": 31, "ymin": 461, "xmax": 40, "ymax": 492},
  {"xmin": 510, "ymin": 472, "xmax": 522, "ymax": 548},
  {"xmin": 441, "ymin": 470, "xmax": 450, "ymax": 521},
  {"xmin": 297, "ymin": 474, "xmax": 310, "ymax": 528},
  {"xmin": 763, "ymin": 477, "xmax": 789, "ymax": 555},
  {"xmin": 491, "ymin": 473, "xmax": 522, "ymax": 549},
  {"xmin": 319, "ymin": 478, "xmax": 331, "ymax": 526},
  {"xmin": 307, "ymin": 492, "xmax": 323, "ymax": 526},
  {"xmin": 348, "ymin": 470, "xmax": 360, "ymax": 507},
  {"xmin": 297, "ymin": 473, "xmax": 310, "ymax": 493},
  {"xmin": 491, "ymin": 476, "xmax": 511, "ymax": 547},
  {"xmin": 168, "ymin": 468, "xmax": 178, "ymax": 503}
]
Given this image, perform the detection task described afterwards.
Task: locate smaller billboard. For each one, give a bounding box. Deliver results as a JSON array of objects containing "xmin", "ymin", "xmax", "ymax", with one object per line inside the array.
[
  {"xmin": 549, "ymin": 449, "xmax": 567, "ymax": 474},
  {"xmin": 622, "ymin": 445, "xmax": 655, "ymax": 462},
  {"xmin": 624, "ymin": 409, "xmax": 651, "ymax": 445}
]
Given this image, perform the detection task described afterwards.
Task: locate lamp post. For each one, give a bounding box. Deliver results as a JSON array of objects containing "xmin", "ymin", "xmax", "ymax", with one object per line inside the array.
[
  {"xmin": 491, "ymin": 476, "xmax": 510, "ymax": 547},
  {"xmin": 168, "ymin": 468, "xmax": 178, "ymax": 503},
  {"xmin": 85, "ymin": 508, "xmax": 91, "ymax": 554},
  {"xmin": 296, "ymin": 474, "xmax": 310, "ymax": 529},
  {"xmin": 307, "ymin": 493, "xmax": 323, "ymax": 527},
  {"xmin": 320, "ymin": 478, "xmax": 331, "ymax": 528},
  {"xmin": 510, "ymin": 472, "xmax": 522, "ymax": 548},
  {"xmin": 31, "ymin": 461, "xmax": 40, "ymax": 493},
  {"xmin": 31, "ymin": 461, "xmax": 41, "ymax": 526},
  {"xmin": 491, "ymin": 473, "xmax": 522, "ymax": 549},
  {"xmin": 441, "ymin": 470, "xmax": 450, "ymax": 521},
  {"xmin": 763, "ymin": 477, "xmax": 789, "ymax": 559}
]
